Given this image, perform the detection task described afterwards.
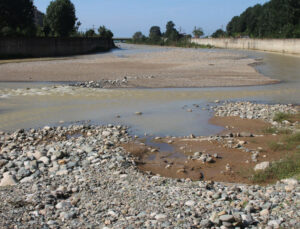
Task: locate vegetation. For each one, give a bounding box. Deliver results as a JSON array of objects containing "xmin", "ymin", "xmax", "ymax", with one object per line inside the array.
[
  {"xmin": 269, "ymin": 132, "xmax": 300, "ymax": 151},
  {"xmin": 192, "ymin": 27, "xmax": 204, "ymax": 38},
  {"xmin": 44, "ymin": 0, "xmax": 77, "ymax": 37},
  {"xmin": 252, "ymin": 151, "xmax": 300, "ymax": 183},
  {"xmin": 273, "ymin": 112, "xmax": 293, "ymax": 123},
  {"xmin": 129, "ymin": 21, "xmax": 212, "ymax": 48},
  {"xmin": 212, "ymin": 29, "xmax": 226, "ymax": 38},
  {"xmin": 0, "ymin": 0, "xmax": 113, "ymax": 39},
  {"xmin": 226, "ymin": 0, "xmax": 300, "ymax": 38},
  {"xmin": 98, "ymin": 26, "xmax": 114, "ymax": 39},
  {"xmin": 0, "ymin": 0, "xmax": 36, "ymax": 37}
]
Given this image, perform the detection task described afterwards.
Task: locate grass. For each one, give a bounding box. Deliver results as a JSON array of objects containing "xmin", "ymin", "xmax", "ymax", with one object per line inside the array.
[
  {"xmin": 251, "ymin": 151, "xmax": 300, "ymax": 183},
  {"xmin": 272, "ymin": 112, "xmax": 297, "ymax": 123},
  {"xmin": 262, "ymin": 126, "xmax": 292, "ymax": 135},
  {"xmin": 268, "ymin": 132, "xmax": 300, "ymax": 151}
]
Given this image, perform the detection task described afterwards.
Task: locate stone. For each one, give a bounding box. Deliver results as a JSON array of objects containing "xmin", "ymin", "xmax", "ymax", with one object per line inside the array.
[
  {"xmin": 185, "ymin": 200, "xmax": 195, "ymax": 207},
  {"xmin": 155, "ymin": 214, "xmax": 167, "ymax": 221},
  {"xmin": 0, "ymin": 172, "xmax": 17, "ymax": 186},
  {"xmin": 39, "ymin": 156, "xmax": 50, "ymax": 165},
  {"xmin": 260, "ymin": 209, "xmax": 269, "ymax": 216},
  {"xmin": 219, "ymin": 215, "xmax": 234, "ymax": 222},
  {"xmin": 254, "ymin": 161, "xmax": 270, "ymax": 171}
]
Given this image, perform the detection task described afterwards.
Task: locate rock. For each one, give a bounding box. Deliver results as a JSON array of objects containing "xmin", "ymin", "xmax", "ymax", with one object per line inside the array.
[
  {"xmin": 0, "ymin": 172, "xmax": 17, "ymax": 186},
  {"xmin": 155, "ymin": 214, "xmax": 167, "ymax": 221},
  {"xmin": 281, "ymin": 178, "xmax": 298, "ymax": 186},
  {"xmin": 135, "ymin": 112, "xmax": 143, "ymax": 115},
  {"xmin": 239, "ymin": 132, "xmax": 253, "ymax": 137},
  {"xmin": 219, "ymin": 214, "xmax": 234, "ymax": 222},
  {"xmin": 254, "ymin": 161, "xmax": 270, "ymax": 171},
  {"xmin": 39, "ymin": 156, "xmax": 50, "ymax": 165},
  {"xmin": 185, "ymin": 200, "xmax": 195, "ymax": 207},
  {"xmin": 260, "ymin": 209, "xmax": 269, "ymax": 216}
]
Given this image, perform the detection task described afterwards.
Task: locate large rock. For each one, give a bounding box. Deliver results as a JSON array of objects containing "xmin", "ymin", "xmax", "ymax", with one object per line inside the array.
[
  {"xmin": 0, "ymin": 172, "xmax": 17, "ymax": 186},
  {"xmin": 254, "ymin": 161, "xmax": 270, "ymax": 171}
]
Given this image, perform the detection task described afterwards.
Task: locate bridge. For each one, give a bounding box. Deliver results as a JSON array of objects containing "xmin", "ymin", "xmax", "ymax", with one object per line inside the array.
[{"xmin": 113, "ymin": 38, "xmax": 131, "ymax": 43}]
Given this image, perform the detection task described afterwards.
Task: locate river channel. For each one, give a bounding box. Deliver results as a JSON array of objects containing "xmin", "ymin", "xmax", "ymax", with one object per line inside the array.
[{"xmin": 0, "ymin": 44, "xmax": 299, "ymax": 136}]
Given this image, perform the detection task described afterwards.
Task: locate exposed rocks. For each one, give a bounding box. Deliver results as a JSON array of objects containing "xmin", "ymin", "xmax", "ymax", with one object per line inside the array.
[
  {"xmin": 214, "ymin": 101, "xmax": 298, "ymax": 126},
  {"xmin": 70, "ymin": 78, "xmax": 128, "ymax": 89},
  {"xmin": 254, "ymin": 161, "xmax": 270, "ymax": 171}
]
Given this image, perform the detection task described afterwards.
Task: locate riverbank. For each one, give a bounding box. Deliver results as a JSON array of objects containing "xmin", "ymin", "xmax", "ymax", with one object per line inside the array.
[
  {"xmin": 0, "ymin": 45, "xmax": 277, "ymax": 87},
  {"xmin": 0, "ymin": 101, "xmax": 299, "ymax": 228}
]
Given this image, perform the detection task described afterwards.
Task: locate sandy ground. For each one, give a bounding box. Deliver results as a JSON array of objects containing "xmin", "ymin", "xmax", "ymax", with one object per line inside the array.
[
  {"xmin": 0, "ymin": 46, "xmax": 277, "ymax": 87},
  {"xmin": 123, "ymin": 115, "xmax": 299, "ymax": 184}
]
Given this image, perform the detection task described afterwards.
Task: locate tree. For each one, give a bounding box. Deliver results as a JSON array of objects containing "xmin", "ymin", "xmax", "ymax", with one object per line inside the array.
[
  {"xmin": 132, "ymin": 31, "xmax": 146, "ymax": 42},
  {"xmin": 149, "ymin": 26, "xmax": 162, "ymax": 42},
  {"xmin": 85, "ymin": 29, "xmax": 96, "ymax": 37},
  {"xmin": 164, "ymin": 21, "xmax": 180, "ymax": 41},
  {"xmin": 0, "ymin": 0, "xmax": 35, "ymax": 36},
  {"xmin": 192, "ymin": 27, "xmax": 204, "ymax": 38},
  {"xmin": 98, "ymin": 26, "xmax": 113, "ymax": 39},
  {"xmin": 212, "ymin": 29, "xmax": 227, "ymax": 38},
  {"xmin": 45, "ymin": 0, "xmax": 77, "ymax": 37}
]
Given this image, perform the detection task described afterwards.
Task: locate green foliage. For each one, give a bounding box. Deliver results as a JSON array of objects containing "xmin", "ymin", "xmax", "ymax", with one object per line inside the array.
[
  {"xmin": 98, "ymin": 26, "xmax": 113, "ymax": 39},
  {"xmin": 263, "ymin": 127, "xmax": 292, "ymax": 135},
  {"xmin": 252, "ymin": 151, "xmax": 300, "ymax": 183},
  {"xmin": 192, "ymin": 27, "xmax": 204, "ymax": 38},
  {"xmin": 226, "ymin": 0, "xmax": 300, "ymax": 38},
  {"xmin": 149, "ymin": 26, "xmax": 162, "ymax": 42},
  {"xmin": 0, "ymin": 0, "xmax": 35, "ymax": 37},
  {"xmin": 212, "ymin": 29, "xmax": 227, "ymax": 38},
  {"xmin": 273, "ymin": 112, "xmax": 292, "ymax": 122},
  {"xmin": 132, "ymin": 31, "xmax": 146, "ymax": 43},
  {"xmin": 269, "ymin": 132, "xmax": 300, "ymax": 151},
  {"xmin": 165, "ymin": 21, "xmax": 180, "ymax": 41},
  {"xmin": 85, "ymin": 29, "xmax": 96, "ymax": 37},
  {"xmin": 45, "ymin": 0, "xmax": 77, "ymax": 37}
]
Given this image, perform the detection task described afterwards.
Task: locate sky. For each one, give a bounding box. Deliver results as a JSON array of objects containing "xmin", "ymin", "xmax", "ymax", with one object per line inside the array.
[{"xmin": 34, "ymin": 0, "xmax": 269, "ymax": 37}]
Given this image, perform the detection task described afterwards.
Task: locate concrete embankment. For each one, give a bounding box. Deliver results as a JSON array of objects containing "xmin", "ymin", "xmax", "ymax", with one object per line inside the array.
[
  {"xmin": 0, "ymin": 37, "xmax": 115, "ymax": 58},
  {"xmin": 192, "ymin": 38, "xmax": 300, "ymax": 55}
]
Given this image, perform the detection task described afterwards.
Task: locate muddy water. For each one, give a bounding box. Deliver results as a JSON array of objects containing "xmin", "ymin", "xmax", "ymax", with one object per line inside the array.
[{"xmin": 0, "ymin": 44, "xmax": 299, "ymax": 136}]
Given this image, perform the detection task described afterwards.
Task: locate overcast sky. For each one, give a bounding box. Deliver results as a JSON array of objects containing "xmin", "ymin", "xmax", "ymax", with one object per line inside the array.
[{"xmin": 34, "ymin": 0, "xmax": 269, "ymax": 37}]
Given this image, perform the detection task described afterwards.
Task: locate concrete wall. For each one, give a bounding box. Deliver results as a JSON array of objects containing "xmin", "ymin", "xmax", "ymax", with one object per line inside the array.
[
  {"xmin": 0, "ymin": 37, "xmax": 115, "ymax": 58},
  {"xmin": 191, "ymin": 38, "xmax": 300, "ymax": 55}
]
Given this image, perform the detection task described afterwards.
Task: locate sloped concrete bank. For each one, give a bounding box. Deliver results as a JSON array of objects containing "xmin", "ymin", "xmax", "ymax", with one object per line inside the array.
[
  {"xmin": 192, "ymin": 38, "xmax": 300, "ymax": 55},
  {"xmin": 0, "ymin": 37, "xmax": 115, "ymax": 59}
]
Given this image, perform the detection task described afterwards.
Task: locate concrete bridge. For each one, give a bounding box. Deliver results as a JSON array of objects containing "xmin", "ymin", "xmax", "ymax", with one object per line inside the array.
[{"xmin": 113, "ymin": 38, "xmax": 131, "ymax": 43}]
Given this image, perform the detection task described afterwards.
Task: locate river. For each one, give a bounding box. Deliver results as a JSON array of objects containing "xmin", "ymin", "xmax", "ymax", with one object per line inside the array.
[{"xmin": 0, "ymin": 44, "xmax": 299, "ymax": 136}]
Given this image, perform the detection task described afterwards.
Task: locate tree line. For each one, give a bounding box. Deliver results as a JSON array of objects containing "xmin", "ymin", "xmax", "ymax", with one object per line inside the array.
[
  {"xmin": 225, "ymin": 0, "xmax": 299, "ymax": 38},
  {"xmin": 0, "ymin": 0, "xmax": 113, "ymax": 39},
  {"xmin": 131, "ymin": 21, "xmax": 207, "ymax": 47}
]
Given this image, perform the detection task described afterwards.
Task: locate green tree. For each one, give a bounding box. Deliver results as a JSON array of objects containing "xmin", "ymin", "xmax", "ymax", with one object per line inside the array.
[
  {"xmin": 98, "ymin": 26, "xmax": 113, "ymax": 39},
  {"xmin": 0, "ymin": 0, "xmax": 35, "ymax": 36},
  {"xmin": 85, "ymin": 29, "xmax": 96, "ymax": 37},
  {"xmin": 192, "ymin": 27, "xmax": 204, "ymax": 38},
  {"xmin": 164, "ymin": 21, "xmax": 180, "ymax": 41},
  {"xmin": 132, "ymin": 31, "xmax": 146, "ymax": 42},
  {"xmin": 45, "ymin": 0, "xmax": 77, "ymax": 37},
  {"xmin": 149, "ymin": 26, "xmax": 162, "ymax": 42},
  {"xmin": 212, "ymin": 29, "xmax": 226, "ymax": 38}
]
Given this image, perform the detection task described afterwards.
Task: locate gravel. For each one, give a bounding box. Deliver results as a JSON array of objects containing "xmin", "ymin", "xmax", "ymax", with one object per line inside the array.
[{"xmin": 0, "ymin": 103, "xmax": 299, "ymax": 228}]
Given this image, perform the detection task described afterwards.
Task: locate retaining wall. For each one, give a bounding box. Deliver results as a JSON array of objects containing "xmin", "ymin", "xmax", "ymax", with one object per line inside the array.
[
  {"xmin": 191, "ymin": 38, "xmax": 300, "ymax": 55},
  {"xmin": 0, "ymin": 37, "xmax": 115, "ymax": 58}
]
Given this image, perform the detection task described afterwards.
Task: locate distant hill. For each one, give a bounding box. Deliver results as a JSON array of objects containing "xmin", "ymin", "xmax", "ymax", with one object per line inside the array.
[{"xmin": 34, "ymin": 7, "xmax": 44, "ymax": 27}]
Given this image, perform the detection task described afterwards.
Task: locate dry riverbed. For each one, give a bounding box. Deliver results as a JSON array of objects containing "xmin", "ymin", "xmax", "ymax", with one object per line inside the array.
[
  {"xmin": 0, "ymin": 101, "xmax": 299, "ymax": 228},
  {"xmin": 0, "ymin": 47, "xmax": 277, "ymax": 87}
]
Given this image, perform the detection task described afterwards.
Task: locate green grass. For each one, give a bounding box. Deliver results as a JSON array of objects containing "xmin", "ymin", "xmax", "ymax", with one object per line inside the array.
[
  {"xmin": 268, "ymin": 132, "xmax": 300, "ymax": 151},
  {"xmin": 251, "ymin": 151, "xmax": 300, "ymax": 183},
  {"xmin": 273, "ymin": 112, "xmax": 292, "ymax": 123},
  {"xmin": 263, "ymin": 127, "xmax": 292, "ymax": 135}
]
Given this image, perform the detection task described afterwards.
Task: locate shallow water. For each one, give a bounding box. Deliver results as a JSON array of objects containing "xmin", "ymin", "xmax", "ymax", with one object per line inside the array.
[{"xmin": 0, "ymin": 44, "xmax": 299, "ymax": 136}]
